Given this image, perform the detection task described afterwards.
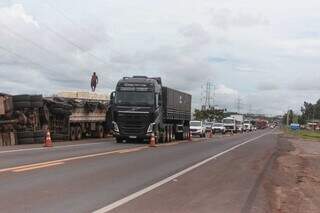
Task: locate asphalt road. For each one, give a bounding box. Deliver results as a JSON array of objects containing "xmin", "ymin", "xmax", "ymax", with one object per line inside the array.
[{"xmin": 0, "ymin": 129, "xmax": 278, "ymax": 213}]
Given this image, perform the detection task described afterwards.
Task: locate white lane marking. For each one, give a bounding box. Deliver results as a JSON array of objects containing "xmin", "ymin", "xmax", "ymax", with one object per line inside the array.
[
  {"xmin": 92, "ymin": 132, "xmax": 272, "ymax": 213},
  {"xmin": 0, "ymin": 141, "xmax": 111, "ymax": 154}
]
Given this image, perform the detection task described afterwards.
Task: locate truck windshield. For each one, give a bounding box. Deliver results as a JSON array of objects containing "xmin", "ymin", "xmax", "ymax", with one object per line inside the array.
[
  {"xmin": 223, "ymin": 119, "xmax": 234, "ymax": 124},
  {"xmin": 115, "ymin": 91, "xmax": 154, "ymax": 106},
  {"xmin": 190, "ymin": 121, "xmax": 201, "ymax": 126}
]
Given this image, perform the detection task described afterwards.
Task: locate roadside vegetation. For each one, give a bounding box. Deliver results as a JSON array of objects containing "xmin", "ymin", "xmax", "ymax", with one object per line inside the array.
[{"xmin": 284, "ymin": 128, "xmax": 320, "ymax": 141}]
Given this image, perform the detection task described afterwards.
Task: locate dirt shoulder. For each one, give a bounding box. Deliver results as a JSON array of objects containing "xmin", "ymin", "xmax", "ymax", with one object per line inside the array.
[{"xmin": 266, "ymin": 133, "xmax": 320, "ymax": 213}]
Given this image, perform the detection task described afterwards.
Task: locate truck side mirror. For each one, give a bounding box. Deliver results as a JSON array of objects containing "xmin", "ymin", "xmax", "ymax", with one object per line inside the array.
[{"xmin": 110, "ymin": 91, "xmax": 115, "ymax": 100}]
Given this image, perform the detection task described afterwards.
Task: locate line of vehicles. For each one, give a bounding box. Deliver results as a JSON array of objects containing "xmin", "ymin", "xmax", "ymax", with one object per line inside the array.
[
  {"xmin": 1, "ymin": 75, "xmax": 271, "ymax": 146},
  {"xmin": 190, "ymin": 115, "xmax": 269, "ymax": 137}
]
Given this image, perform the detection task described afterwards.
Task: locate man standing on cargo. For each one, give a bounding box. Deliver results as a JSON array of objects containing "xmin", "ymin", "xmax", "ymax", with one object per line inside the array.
[{"xmin": 91, "ymin": 72, "xmax": 98, "ymax": 92}]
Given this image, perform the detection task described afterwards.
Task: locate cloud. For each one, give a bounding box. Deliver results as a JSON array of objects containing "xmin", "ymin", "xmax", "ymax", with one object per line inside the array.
[
  {"xmin": 215, "ymin": 84, "xmax": 238, "ymax": 96},
  {"xmin": 210, "ymin": 8, "xmax": 269, "ymax": 30},
  {"xmin": 257, "ymin": 81, "xmax": 279, "ymax": 91},
  {"xmin": 0, "ymin": 1, "xmax": 320, "ymax": 116},
  {"xmin": 0, "ymin": 4, "xmax": 39, "ymax": 27},
  {"xmin": 289, "ymin": 77, "xmax": 320, "ymax": 91},
  {"xmin": 179, "ymin": 23, "xmax": 211, "ymax": 47}
]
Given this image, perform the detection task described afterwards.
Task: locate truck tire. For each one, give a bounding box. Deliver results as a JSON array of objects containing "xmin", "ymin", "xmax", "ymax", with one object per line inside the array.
[
  {"xmin": 13, "ymin": 101, "xmax": 32, "ymax": 109},
  {"xmin": 70, "ymin": 127, "xmax": 76, "ymax": 141},
  {"xmin": 116, "ymin": 137, "xmax": 122, "ymax": 143},
  {"xmin": 50, "ymin": 107, "xmax": 71, "ymax": 115},
  {"xmin": 12, "ymin": 95, "xmax": 30, "ymax": 102},
  {"xmin": 50, "ymin": 101, "xmax": 73, "ymax": 110},
  {"xmin": 31, "ymin": 101, "xmax": 43, "ymax": 108},
  {"xmin": 76, "ymin": 126, "xmax": 82, "ymax": 140},
  {"xmin": 30, "ymin": 95, "xmax": 43, "ymax": 102}
]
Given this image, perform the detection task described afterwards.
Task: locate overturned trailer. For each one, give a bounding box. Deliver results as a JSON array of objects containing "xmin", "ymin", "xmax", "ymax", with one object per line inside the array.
[
  {"xmin": 0, "ymin": 92, "xmax": 112, "ymax": 146},
  {"xmin": 45, "ymin": 92, "xmax": 111, "ymax": 141}
]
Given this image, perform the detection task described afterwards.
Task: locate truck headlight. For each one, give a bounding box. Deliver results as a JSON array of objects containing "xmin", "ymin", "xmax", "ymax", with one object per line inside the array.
[
  {"xmin": 147, "ymin": 123, "xmax": 156, "ymax": 133},
  {"xmin": 112, "ymin": 121, "xmax": 119, "ymax": 132}
]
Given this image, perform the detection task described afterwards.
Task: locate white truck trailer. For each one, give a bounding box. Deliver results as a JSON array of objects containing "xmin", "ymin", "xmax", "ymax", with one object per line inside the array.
[{"xmin": 230, "ymin": 114, "xmax": 244, "ymax": 133}]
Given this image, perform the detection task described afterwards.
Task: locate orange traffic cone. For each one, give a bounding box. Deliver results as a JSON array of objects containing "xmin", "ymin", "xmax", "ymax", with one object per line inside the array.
[
  {"xmin": 43, "ymin": 129, "xmax": 53, "ymax": 147},
  {"xmin": 149, "ymin": 133, "xmax": 156, "ymax": 147},
  {"xmin": 188, "ymin": 131, "xmax": 192, "ymax": 141}
]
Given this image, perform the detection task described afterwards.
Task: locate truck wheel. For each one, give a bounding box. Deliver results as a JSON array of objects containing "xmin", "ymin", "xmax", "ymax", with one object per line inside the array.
[
  {"xmin": 31, "ymin": 101, "xmax": 43, "ymax": 108},
  {"xmin": 13, "ymin": 101, "xmax": 32, "ymax": 110},
  {"xmin": 76, "ymin": 126, "xmax": 82, "ymax": 140},
  {"xmin": 30, "ymin": 95, "xmax": 43, "ymax": 102},
  {"xmin": 70, "ymin": 127, "xmax": 76, "ymax": 141},
  {"xmin": 12, "ymin": 95, "xmax": 31, "ymax": 102},
  {"xmin": 116, "ymin": 137, "xmax": 122, "ymax": 143}
]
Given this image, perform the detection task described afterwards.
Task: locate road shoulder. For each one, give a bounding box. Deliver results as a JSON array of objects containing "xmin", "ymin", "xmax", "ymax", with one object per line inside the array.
[{"xmin": 265, "ymin": 133, "xmax": 320, "ymax": 213}]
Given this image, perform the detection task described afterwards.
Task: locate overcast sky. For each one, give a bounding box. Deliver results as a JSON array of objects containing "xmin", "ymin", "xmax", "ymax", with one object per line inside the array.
[{"xmin": 0, "ymin": 0, "xmax": 320, "ymax": 115}]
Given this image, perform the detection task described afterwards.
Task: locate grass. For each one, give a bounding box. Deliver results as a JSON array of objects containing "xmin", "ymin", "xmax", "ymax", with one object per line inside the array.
[{"xmin": 284, "ymin": 128, "xmax": 320, "ymax": 141}]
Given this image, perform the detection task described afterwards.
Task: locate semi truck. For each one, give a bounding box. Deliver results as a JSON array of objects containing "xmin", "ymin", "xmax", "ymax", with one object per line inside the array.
[
  {"xmin": 256, "ymin": 119, "xmax": 268, "ymax": 129},
  {"xmin": 111, "ymin": 76, "xmax": 192, "ymax": 143}
]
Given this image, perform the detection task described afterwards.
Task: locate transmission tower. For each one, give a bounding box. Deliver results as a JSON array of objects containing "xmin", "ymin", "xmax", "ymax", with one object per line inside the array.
[{"xmin": 201, "ymin": 82, "xmax": 215, "ymax": 110}]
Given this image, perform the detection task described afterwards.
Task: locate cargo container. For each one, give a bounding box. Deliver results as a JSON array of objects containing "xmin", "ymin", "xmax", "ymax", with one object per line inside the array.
[{"xmin": 111, "ymin": 76, "xmax": 192, "ymax": 143}]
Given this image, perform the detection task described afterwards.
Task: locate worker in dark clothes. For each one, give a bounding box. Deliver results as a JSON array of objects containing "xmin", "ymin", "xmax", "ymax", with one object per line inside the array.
[{"xmin": 91, "ymin": 72, "xmax": 98, "ymax": 92}]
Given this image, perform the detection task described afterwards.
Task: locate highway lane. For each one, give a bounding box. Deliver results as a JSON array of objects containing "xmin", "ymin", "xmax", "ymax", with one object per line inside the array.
[
  {"xmin": 0, "ymin": 130, "xmax": 274, "ymax": 213},
  {"xmin": 110, "ymin": 131, "xmax": 278, "ymax": 213}
]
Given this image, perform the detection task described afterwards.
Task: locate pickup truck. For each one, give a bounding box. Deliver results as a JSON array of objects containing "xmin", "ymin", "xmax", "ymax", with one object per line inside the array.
[{"xmin": 190, "ymin": 120, "xmax": 206, "ymax": 137}]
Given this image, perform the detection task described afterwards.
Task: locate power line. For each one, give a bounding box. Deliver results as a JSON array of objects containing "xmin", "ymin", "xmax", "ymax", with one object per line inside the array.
[
  {"xmin": 40, "ymin": 23, "xmax": 109, "ymax": 66},
  {"xmin": 44, "ymin": 2, "xmax": 110, "ymax": 45},
  {"xmin": 0, "ymin": 45, "xmax": 60, "ymax": 74},
  {"xmin": 0, "ymin": 23, "xmax": 73, "ymax": 65}
]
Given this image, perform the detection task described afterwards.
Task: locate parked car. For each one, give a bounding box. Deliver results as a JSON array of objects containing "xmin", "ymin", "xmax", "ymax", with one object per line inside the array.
[
  {"xmin": 204, "ymin": 122, "xmax": 213, "ymax": 132},
  {"xmin": 190, "ymin": 120, "xmax": 206, "ymax": 137},
  {"xmin": 212, "ymin": 123, "xmax": 226, "ymax": 134}
]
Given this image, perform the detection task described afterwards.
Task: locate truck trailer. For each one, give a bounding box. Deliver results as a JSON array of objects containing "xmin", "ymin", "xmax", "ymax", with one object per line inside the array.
[
  {"xmin": 111, "ymin": 76, "xmax": 192, "ymax": 143},
  {"xmin": 45, "ymin": 92, "xmax": 111, "ymax": 141},
  {"xmin": 223, "ymin": 117, "xmax": 237, "ymax": 133},
  {"xmin": 230, "ymin": 114, "xmax": 244, "ymax": 132}
]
